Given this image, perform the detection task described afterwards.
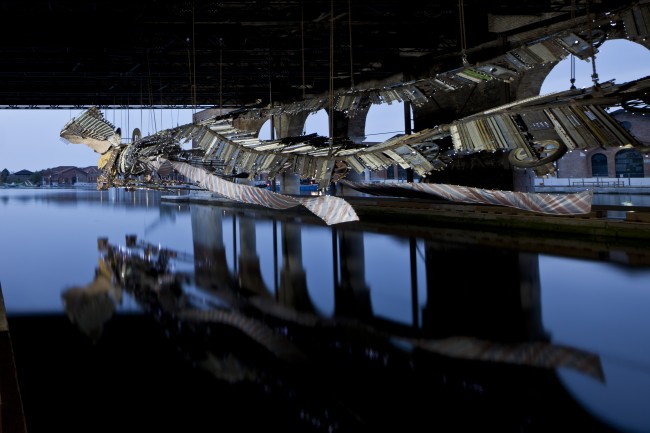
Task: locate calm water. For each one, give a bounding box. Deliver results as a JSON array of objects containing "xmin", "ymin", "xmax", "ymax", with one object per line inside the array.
[{"xmin": 1, "ymin": 187, "xmax": 650, "ymax": 433}]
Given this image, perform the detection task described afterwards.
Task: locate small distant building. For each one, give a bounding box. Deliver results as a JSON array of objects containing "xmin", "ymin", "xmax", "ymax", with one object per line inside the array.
[
  {"xmin": 12, "ymin": 169, "xmax": 33, "ymax": 182},
  {"xmin": 42, "ymin": 166, "xmax": 99, "ymax": 186},
  {"xmin": 82, "ymin": 166, "xmax": 101, "ymax": 184}
]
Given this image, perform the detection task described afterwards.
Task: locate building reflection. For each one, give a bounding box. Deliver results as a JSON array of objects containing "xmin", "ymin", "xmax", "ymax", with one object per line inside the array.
[
  {"xmin": 190, "ymin": 206, "xmax": 233, "ymax": 292},
  {"xmin": 277, "ymin": 220, "xmax": 315, "ymax": 312}
]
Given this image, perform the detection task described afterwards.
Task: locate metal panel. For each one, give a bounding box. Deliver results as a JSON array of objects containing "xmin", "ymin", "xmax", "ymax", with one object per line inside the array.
[
  {"xmin": 544, "ymin": 109, "xmax": 578, "ymax": 150},
  {"xmin": 382, "ymin": 149, "xmax": 410, "ymax": 169},
  {"xmin": 621, "ymin": 3, "xmax": 650, "ymax": 40},
  {"xmin": 553, "ymin": 106, "xmax": 592, "ymax": 148},
  {"xmin": 528, "ymin": 41, "xmax": 561, "ymax": 63},
  {"xmin": 556, "ymin": 32, "xmax": 595, "ymax": 60},
  {"xmin": 345, "ymin": 155, "xmax": 367, "ymax": 174},
  {"xmin": 390, "ymin": 145, "xmax": 434, "ymax": 175},
  {"xmin": 582, "ymin": 105, "xmax": 636, "ymax": 146}
]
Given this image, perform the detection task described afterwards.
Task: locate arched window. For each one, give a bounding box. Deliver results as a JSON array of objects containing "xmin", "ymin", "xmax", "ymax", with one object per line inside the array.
[
  {"xmin": 615, "ymin": 149, "xmax": 644, "ymax": 178},
  {"xmin": 591, "ymin": 153, "xmax": 608, "ymax": 177}
]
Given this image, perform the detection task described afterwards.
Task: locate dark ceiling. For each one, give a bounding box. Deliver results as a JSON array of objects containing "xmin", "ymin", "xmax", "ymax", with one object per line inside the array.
[{"xmin": 0, "ymin": 0, "xmax": 633, "ymax": 109}]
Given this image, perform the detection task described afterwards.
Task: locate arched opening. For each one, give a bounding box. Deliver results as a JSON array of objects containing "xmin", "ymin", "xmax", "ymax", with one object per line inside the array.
[
  {"xmin": 304, "ymin": 109, "xmax": 329, "ymax": 136},
  {"xmin": 259, "ymin": 113, "xmax": 317, "ymax": 141},
  {"xmin": 363, "ymin": 102, "xmax": 413, "ymax": 144},
  {"xmin": 362, "ymin": 101, "xmax": 416, "ymax": 182},
  {"xmin": 541, "ymin": 39, "xmax": 650, "ymax": 95},
  {"xmin": 260, "ymin": 103, "xmax": 415, "ymax": 143},
  {"xmin": 591, "ymin": 153, "xmax": 608, "ymax": 177},
  {"xmin": 258, "ymin": 118, "xmax": 274, "ymax": 140},
  {"xmin": 615, "ymin": 148, "xmax": 644, "ymax": 178},
  {"xmin": 536, "ymin": 39, "xmax": 650, "ymax": 184}
]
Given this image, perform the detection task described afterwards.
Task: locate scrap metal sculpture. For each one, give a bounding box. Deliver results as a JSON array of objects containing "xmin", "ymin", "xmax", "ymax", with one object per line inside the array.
[
  {"xmin": 59, "ymin": 77, "xmax": 650, "ymax": 222},
  {"xmin": 60, "ymin": 107, "xmax": 360, "ymax": 226}
]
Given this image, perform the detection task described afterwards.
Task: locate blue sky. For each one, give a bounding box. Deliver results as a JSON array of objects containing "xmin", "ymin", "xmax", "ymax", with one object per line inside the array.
[{"xmin": 1, "ymin": 39, "xmax": 648, "ymax": 173}]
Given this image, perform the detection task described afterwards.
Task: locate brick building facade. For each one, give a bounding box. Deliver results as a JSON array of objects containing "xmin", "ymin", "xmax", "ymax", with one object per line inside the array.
[{"xmin": 555, "ymin": 110, "xmax": 650, "ymax": 180}]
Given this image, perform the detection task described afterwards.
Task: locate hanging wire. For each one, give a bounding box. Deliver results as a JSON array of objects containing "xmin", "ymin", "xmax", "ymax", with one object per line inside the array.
[
  {"xmin": 586, "ymin": 0, "xmax": 600, "ymax": 88},
  {"xmin": 458, "ymin": 0, "xmax": 468, "ymax": 65},
  {"xmin": 187, "ymin": 42, "xmax": 193, "ymax": 113},
  {"xmin": 301, "ymin": 3, "xmax": 306, "ymax": 99},
  {"xmin": 192, "ymin": 4, "xmax": 197, "ymax": 115},
  {"xmin": 139, "ymin": 80, "xmax": 144, "ymax": 135},
  {"xmin": 328, "ymin": 0, "xmax": 334, "ymax": 153},
  {"xmin": 348, "ymin": 0, "xmax": 354, "ymax": 90},
  {"xmin": 570, "ymin": 0, "xmax": 576, "ymax": 89},
  {"xmin": 146, "ymin": 52, "xmax": 156, "ymax": 132},
  {"xmin": 126, "ymin": 96, "xmax": 129, "ymax": 141},
  {"xmin": 219, "ymin": 38, "xmax": 223, "ymax": 114},
  {"xmin": 159, "ymin": 74, "xmax": 163, "ymax": 128},
  {"xmin": 269, "ymin": 78, "xmax": 275, "ymax": 140}
]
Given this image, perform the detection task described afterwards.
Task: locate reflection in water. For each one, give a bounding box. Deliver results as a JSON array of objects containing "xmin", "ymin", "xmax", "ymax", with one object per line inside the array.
[
  {"xmin": 59, "ymin": 203, "xmax": 613, "ymax": 432},
  {"xmin": 61, "ymin": 256, "xmax": 123, "ymax": 343},
  {"xmin": 4, "ymin": 188, "xmax": 649, "ymax": 432}
]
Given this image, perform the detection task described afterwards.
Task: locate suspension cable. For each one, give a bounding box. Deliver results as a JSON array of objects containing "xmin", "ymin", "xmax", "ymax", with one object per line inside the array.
[
  {"xmin": 219, "ymin": 38, "xmax": 223, "ymax": 113},
  {"xmin": 458, "ymin": 0, "xmax": 468, "ymax": 65},
  {"xmin": 570, "ymin": 0, "xmax": 576, "ymax": 89},
  {"xmin": 192, "ymin": 5, "xmax": 197, "ymax": 114},
  {"xmin": 348, "ymin": 0, "xmax": 354, "ymax": 89},
  {"xmin": 301, "ymin": 3, "xmax": 306, "ymax": 99},
  {"xmin": 329, "ymin": 0, "xmax": 334, "ymax": 152},
  {"xmin": 586, "ymin": 0, "xmax": 599, "ymax": 88}
]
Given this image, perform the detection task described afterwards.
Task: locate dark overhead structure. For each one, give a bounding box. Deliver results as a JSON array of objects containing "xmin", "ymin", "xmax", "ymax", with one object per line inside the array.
[{"xmin": 0, "ymin": 0, "xmax": 645, "ymax": 110}]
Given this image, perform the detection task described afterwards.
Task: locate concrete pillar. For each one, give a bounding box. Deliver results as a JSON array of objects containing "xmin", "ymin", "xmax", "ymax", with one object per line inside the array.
[
  {"xmin": 420, "ymin": 241, "xmax": 545, "ymax": 340},
  {"xmin": 512, "ymin": 167, "xmax": 535, "ymax": 192},
  {"xmin": 277, "ymin": 221, "xmax": 314, "ymax": 312},
  {"xmin": 338, "ymin": 169, "xmax": 365, "ymax": 197},
  {"xmin": 238, "ymin": 215, "xmax": 272, "ymax": 298},
  {"xmin": 517, "ymin": 252, "xmax": 545, "ymax": 338},
  {"xmin": 335, "ymin": 230, "xmax": 372, "ymax": 318},
  {"xmin": 190, "ymin": 204, "xmax": 234, "ymax": 291},
  {"xmin": 279, "ymin": 171, "xmax": 301, "ymax": 195}
]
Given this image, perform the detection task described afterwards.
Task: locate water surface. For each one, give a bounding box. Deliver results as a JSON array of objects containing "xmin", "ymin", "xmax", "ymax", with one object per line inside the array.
[{"xmin": 1, "ymin": 188, "xmax": 649, "ymax": 433}]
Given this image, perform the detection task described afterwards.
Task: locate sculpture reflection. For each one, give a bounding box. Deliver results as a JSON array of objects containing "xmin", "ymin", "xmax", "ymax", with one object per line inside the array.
[
  {"xmin": 61, "ymin": 207, "xmax": 608, "ymax": 431},
  {"xmin": 61, "ymin": 250, "xmax": 122, "ymax": 343}
]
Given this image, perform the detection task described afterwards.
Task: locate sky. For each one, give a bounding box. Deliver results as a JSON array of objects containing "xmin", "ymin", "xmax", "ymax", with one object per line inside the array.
[{"xmin": 1, "ymin": 39, "xmax": 649, "ymax": 173}]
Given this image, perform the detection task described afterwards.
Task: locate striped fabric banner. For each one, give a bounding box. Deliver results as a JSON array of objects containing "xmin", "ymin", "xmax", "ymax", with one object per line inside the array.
[
  {"xmin": 179, "ymin": 308, "xmax": 307, "ymax": 363},
  {"xmin": 154, "ymin": 158, "xmax": 359, "ymax": 225},
  {"xmin": 339, "ymin": 180, "xmax": 593, "ymax": 215},
  {"xmin": 413, "ymin": 336, "xmax": 604, "ymax": 381}
]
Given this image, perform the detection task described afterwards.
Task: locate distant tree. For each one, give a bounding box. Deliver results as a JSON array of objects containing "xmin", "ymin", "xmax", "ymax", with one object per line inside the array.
[
  {"xmin": 29, "ymin": 171, "xmax": 43, "ymax": 186},
  {"xmin": 0, "ymin": 168, "xmax": 8, "ymax": 183}
]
